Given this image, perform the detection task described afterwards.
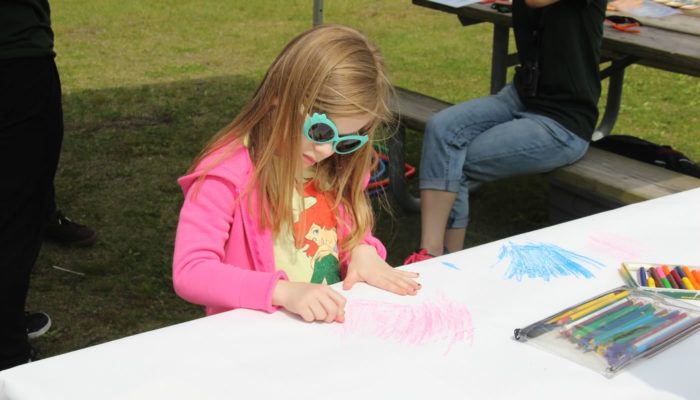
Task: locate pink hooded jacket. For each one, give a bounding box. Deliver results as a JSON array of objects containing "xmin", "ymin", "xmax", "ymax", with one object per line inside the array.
[{"xmin": 173, "ymin": 143, "xmax": 387, "ymax": 315}]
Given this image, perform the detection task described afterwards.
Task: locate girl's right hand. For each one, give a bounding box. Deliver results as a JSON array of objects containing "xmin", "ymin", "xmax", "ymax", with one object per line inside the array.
[{"xmin": 272, "ymin": 280, "xmax": 346, "ymax": 323}]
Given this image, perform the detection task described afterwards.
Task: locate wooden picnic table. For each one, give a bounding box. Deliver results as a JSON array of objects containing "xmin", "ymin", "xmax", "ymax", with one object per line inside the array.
[
  {"xmin": 412, "ymin": 0, "xmax": 700, "ymax": 137},
  {"xmin": 387, "ymin": 1, "xmax": 700, "ymax": 215}
]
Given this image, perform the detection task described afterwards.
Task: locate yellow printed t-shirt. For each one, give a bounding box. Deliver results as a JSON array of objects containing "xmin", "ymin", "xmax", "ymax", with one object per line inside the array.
[{"xmin": 273, "ymin": 175, "xmax": 340, "ymax": 285}]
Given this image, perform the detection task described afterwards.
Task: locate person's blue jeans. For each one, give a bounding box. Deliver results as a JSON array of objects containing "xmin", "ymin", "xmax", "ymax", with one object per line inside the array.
[{"xmin": 419, "ymin": 84, "xmax": 589, "ymax": 229}]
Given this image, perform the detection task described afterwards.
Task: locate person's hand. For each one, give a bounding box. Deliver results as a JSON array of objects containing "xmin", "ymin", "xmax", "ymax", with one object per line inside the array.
[
  {"xmin": 343, "ymin": 244, "xmax": 421, "ymax": 295},
  {"xmin": 272, "ymin": 280, "xmax": 346, "ymax": 323}
]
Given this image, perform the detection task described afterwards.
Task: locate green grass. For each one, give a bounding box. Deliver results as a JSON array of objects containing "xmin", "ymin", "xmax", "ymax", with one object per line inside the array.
[{"xmin": 28, "ymin": 0, "xmax": 699, "ymax": 358}]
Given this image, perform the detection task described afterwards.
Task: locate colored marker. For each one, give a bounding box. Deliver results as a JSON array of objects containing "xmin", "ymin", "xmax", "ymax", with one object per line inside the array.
[
  {"xmin": 639, "ymin": 267, "xmax": 648, "ymax": 286},
  {"xmin": 648, "ymin": 277, "xmax": 656, "ymax": 288},
  {"xmin": 670, "ymin": 270, "xmax": 685, "ymax": 289}
]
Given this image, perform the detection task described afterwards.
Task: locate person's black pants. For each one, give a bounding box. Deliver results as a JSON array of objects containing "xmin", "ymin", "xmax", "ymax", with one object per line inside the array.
[{"xmin": 0, "ymin": 56, "xmax": 63, "ymax": 370}]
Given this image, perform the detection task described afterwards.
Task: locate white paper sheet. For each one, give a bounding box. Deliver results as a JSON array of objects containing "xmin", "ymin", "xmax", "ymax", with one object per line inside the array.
[{"xmin": 1, "ymin": 188, "xmax": 699, "ymax": 400}]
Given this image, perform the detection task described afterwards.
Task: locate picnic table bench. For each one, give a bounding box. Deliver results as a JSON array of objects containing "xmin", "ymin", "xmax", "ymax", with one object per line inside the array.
[
  {"xmin": 387, "ymin": 86, "xmax": 700, "ymax": 221},
  {"xmin": 385, "ymin": 1, "xmax": 700, "ymax": 221}
]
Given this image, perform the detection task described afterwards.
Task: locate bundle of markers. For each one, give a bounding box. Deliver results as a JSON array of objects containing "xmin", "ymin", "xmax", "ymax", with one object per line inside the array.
[
  {"xmin": 515, "ymin": 287, "xmax": 700, "ymax": 376},
  {"xmin": 637, "ymin": 264, "xmax": 700, "ymax": 290}
]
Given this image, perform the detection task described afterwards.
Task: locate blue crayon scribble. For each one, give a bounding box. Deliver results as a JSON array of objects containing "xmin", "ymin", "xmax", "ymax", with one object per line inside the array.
[
  {"xmin": 440, "ymin": 261, "xmax": 460, "ymax": 271},
  {"xmin": 496, "ymin": 241, "xmax": 605, "ymax": 282}
]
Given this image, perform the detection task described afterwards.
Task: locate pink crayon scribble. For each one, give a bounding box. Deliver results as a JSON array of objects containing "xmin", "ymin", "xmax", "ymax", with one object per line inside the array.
[
  {"xmin": 587, "ymin": 232, "xmax": 646, "ymax": 260},
  {"xmin": 340, "ymin": 297, "xmax": 474, "ymax": 354}
]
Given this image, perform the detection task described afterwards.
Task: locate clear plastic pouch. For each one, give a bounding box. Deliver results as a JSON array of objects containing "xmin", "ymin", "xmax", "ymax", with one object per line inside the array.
[{"xmin": 514, "ymin": 286, "xmax": 700, "ymax": 377}]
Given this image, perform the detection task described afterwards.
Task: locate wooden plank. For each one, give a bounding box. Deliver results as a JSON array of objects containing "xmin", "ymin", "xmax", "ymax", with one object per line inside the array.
[
  {"xmin": 413, "ymin": 1, "xmax": 700, "ymax": 77},
  {"xmin": 389, "ymin": 87, "xmax": 453, "ymax": 131},
  {"xmin": 548, "ymin": 147, "xmax": 700, "ymax": 204},
  {"xmin": 607, "ymin": 12, "xmax": 700, "ymax": 36}
]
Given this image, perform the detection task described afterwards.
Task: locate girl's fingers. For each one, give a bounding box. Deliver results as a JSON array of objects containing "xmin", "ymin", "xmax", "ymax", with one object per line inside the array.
[
  {"xmin": 308, "ymin": 301, "xmax": 327, "ymax": 322},
  {"xmin": 318, "ymin": 294, "xmax": 340, "ymax": 323},
  {"xmin": 300, "ymin": 307, "xmax": 315, "ymax": 322},
  {"xmin": 397, "ymin": 270, "xmax": 420, "ymax": 279}
]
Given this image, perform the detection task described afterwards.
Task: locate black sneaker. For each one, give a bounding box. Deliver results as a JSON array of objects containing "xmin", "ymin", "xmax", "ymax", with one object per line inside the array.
[
  {"xmin": 28, "ymin": 344, "xmax": 40, "ymax": 362},
  {"xmin": 26, "ymin": 312, "xmax": 51, "ymax": 339},
  {"xmin": 44, "ymin": 210, "xmax": 97, "ymax": 247}
]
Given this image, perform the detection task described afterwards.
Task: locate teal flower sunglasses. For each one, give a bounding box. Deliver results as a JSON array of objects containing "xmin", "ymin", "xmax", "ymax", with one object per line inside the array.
[{"xmin": 303, "ymin": 112, "xmax": 369, "ymax": 154}]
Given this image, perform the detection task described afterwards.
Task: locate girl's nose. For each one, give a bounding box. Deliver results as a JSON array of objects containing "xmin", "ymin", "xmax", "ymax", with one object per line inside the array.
[{"xmin": 315, "ymin": 142, "xmax": 335, "ymax": 161}]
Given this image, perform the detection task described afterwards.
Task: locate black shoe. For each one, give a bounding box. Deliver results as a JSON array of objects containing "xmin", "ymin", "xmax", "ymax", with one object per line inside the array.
[
  {"xmin": 28, "ymin": 344, "xmax": 40, "ymax": 362},
  {"xmin": 45, "ymin": 210, "xmax": 97, "ymax": 247},
  {"xmin": 26, "ymin": 312, "xmax": 51, "ymax": 339}
]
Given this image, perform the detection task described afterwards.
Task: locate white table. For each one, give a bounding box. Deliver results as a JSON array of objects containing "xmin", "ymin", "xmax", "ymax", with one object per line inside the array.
[{"xmin": 2, "ymin": 189, "xmax": 699, "ymax": 400}]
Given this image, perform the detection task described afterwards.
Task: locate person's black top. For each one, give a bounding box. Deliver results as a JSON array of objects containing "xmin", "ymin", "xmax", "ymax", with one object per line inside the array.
[
  {"xmin": 0, "ymin": 0, "xmax": 55, "ymax": 60},
  {"xmin": 512, "ymin": 0, "xmax": 606, "ymax": 141}
]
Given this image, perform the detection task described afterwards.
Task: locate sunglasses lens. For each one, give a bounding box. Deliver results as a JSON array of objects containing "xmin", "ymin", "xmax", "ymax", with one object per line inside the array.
[
  {"xmin": 308, "ymin": 123, "xmax": 335, "ymax": 142},
  {"xmin": 335, "ymin": 138, "xmax": 363, "ymax": 153}
]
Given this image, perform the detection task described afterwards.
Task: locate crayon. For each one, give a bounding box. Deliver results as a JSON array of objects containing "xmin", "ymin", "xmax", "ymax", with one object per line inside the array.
[
  {"xmin": 564, "ymin": 290, "xmax": 631, "ymax": 324},
  {"xmin": 666, "ymin": 270, "xmax": 680, "ymax": 289},
  {"xmin": 590, "ymin": 304, "xmax": 655, "ymax": 346},
  {"xmin": 548, "ymin": 289, "xmax": 629, "ymax": 324},
  {"xmin": 633, "ymin": 314, "xmax": 698, "ymax": 353},
  {"xmin": 628, "ymin": 311, "xmax": 685, "ymax": 348},
  {"xmin": 593, "ymin": 311, "xmax": 656, "ymax": 347},
  {"xmin": 561, "ymin": 298, "xmax": 632, "ymax": 335},
  {"xmin": 694, "ymin": 270, "xmax": 700, "ymax": 287},
  {"xmin": 603, "ymin": 310, "xmax": 683, "ymax": 366},
  {"xmin": 662, "ymin": 265, "xmax": 671, "ymax": 277},
  {"xmin": 675, "ymin": 266, "xmax": 686, "ymax": 278},
  {"xmin": 648, "ymin": 277, "xmax": 656, "ymax": 288},
  {"xmin": 656, "ymin": 265, "xmax": 678, "ymax": 289},
  {"xmin": 639, "ymin": 267, "xmax": 648, "ymax": 286},
  {"xmin": 648, "ymin": 267, "xmax": 662, "ymax": 288},
  {"xmin": 682, "ymin": 277, "xmax": 695, "ymax": 291},
  {"xmin": 681, "ymin": 266, "xmax": 698, "ymax": 289},
  {"xmin": 572, "ymin": 302, "xmax": 640, "ymax": 340},
  {"xmin": 670, "ymin": 270, "xmax": 685, "ymax": 289},
  {"xmin": 685, "ymin": 267, "xmax": 700, "ymax": 289}
]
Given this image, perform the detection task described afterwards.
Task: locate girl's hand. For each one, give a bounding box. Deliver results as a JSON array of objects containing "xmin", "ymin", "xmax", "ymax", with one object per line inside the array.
[
  {"xmin": 343, "ymin": 244, "xmax": 421, "ymax": 295},
  {"xmin": 272, "ymin": 280, "xmax": 346, "ymax": 323}
]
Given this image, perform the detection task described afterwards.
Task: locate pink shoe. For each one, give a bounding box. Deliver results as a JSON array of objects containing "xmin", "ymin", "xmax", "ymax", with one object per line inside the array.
[{"xmin": 403, "ymin": 248, "xmax": 435, "ymax": 265}]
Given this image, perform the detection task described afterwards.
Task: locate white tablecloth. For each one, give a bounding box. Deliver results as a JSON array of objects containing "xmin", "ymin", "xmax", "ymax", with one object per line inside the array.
[{"xmin": 2, "ymin": 189, "xmax": 699, "ymax": 400}]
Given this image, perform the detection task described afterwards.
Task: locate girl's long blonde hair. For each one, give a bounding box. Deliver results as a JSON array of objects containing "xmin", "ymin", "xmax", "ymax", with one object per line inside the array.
[{"xmin": 189, "ymin": 24, "xmax": 393, "ymax": 253}]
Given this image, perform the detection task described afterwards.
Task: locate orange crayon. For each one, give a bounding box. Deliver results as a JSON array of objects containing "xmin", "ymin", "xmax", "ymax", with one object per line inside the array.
[
  {"xmin": 684, "ymin": 266, "xmax": 700, "ymax": 289},
  {"xmin": 662, "ymin": 265, "xmax": 671, "ymax": 277}
]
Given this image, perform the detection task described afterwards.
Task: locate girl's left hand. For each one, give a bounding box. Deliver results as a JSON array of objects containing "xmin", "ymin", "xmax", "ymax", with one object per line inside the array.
[{"xmin": 343, "ymin": 245, "xmax": 421, "ymax": 295}]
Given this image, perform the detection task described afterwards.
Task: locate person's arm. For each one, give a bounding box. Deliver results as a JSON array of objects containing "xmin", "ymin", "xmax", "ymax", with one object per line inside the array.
[
  {"xmin": 173, "ymin": 174, "xmax": 287, "ymax": 313},
  {"xmin": 525, "ymin": 0, "xmax": 560, "ymax": 8}
]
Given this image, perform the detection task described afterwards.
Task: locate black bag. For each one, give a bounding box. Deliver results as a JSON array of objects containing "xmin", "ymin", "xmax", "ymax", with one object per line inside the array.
[{"xmin": 591, "ymin": 135, "xmax": 700, "ymax": 179}]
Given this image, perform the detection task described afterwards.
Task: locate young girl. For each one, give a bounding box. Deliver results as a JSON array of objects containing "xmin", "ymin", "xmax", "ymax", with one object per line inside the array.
[{"xmin": 173, "ymin": 25, "xmax": 421, "ymax": 323}]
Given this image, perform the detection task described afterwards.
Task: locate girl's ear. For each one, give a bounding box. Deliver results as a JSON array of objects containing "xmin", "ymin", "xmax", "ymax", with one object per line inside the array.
[{"xmin": 271, "ymin": 96, "xmax": 280, "ymax": 107}]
